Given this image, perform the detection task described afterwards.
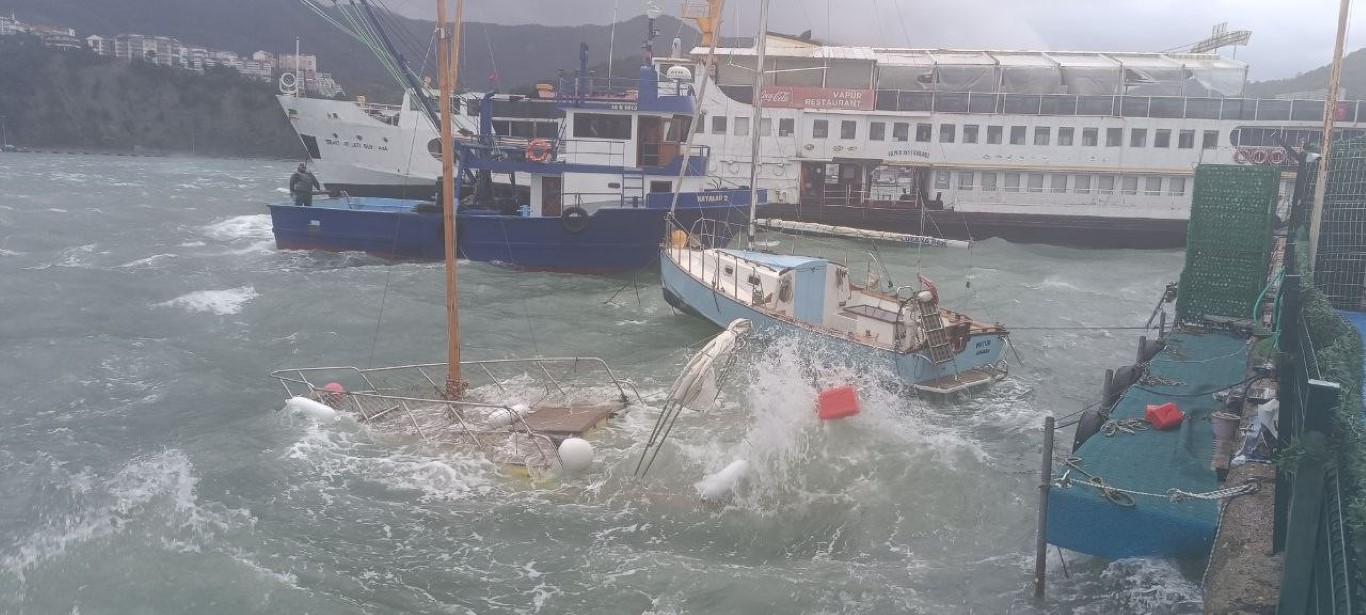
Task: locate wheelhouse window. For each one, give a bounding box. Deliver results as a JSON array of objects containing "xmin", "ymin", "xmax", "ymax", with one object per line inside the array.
[
  {"xmin": 1178, "ymin": 129, "xmax": 1195, "ymax": 148},
  {"xmin": 940, "ymin": 124, "xmax": 956, "ymax": 143},
  {"xmin": 1143, "ymin": 176, "xmax": 1163, "ymax": 195},
  {"xmin": 1050, "ymin": 175, "xmax": 1068, "ymax": 193},
  {"xmin": 778, "ymin": 118, "xmax": 794, "ymax": 137},
  {"xmin": 711, "ymin": 116, "xmax": 727, "ymax": 134},
  {"xmin": 1034, "ymin": 127, "xmax": 1050, "ymax": 146},
  {"xmin": 958, "ymin": 172, "xmax": 974, "ymax": 191},
  {"xmin": 981, "ymin": 172, "xmax": 998, "ymax": 191},
  {"xmin": 1082, "ymin": 128, "xmax": 1098, "ymax": 146},
  {"xmin": 964, "ymin": 124, "xmax": 979, "ymax": 144},
  {"xmin": 573, "ymin": 113, "xmax": 632, "ymax": 139},
  {"xmin": 1004, "ymin": 172, "xmax": 1021, "ymax": 192},
  {"xmin": 1074, "ymin": 175, "xmax": 1092, "ymax": 194},
  {"xmin": 1027, "ymin": 173, "xmax": 1045, "ymax": 192},
  {"xmin": 1098, "ymin": 175, "xmax": 1115, "ymax": 194},
  {"xmin": 987, "ymin": 125, "xmax": 1003, "ymax": 145},
  {"xmin": 1169, "ymin": 177, "xmax": 1187, "ymax": 196},
  {"xmin": 1154, "ymin": 129, "xmax": 1171, "ymax": 148},
  {"xmin": 734, "ymin": 116, "xmax": 750, "ymax": 136},
  {"xmin": 869, "ymin": 121, "xmax": 886, "ymax": 141},
  {"xmin": 1106, "ymin": 128, "xmax": 1122, "ymax": 147},
  {"xmin": 916, "ymin": 123, "xmax": 932, "ymax": 142},
  {"xmin": 1130, "ymin": 129, "xmax": 1147, "ymax": 147},
  {"xmin": 893, "ymin": 122, "xmax": 909, "ymax": 142},
  {"xmin": 813, "ymin": 119, "xmax": 828, "ymax": 138},
  {"xmin": 841, "ymin": 120, "xmax": 857, "ymax": 139},
  {"xmin": 1121, "ymin": 176, "xmax": 1139, "ymax": 195},
  {"xmin": 1203, "ymin": 130, "xmax": 1219, "ymax": 149}
]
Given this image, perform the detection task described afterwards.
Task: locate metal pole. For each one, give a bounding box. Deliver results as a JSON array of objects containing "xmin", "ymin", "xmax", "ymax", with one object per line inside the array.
[
  {"xmin": 1309, "ymin": 0, "xmax": 1352, "ymax": 266},
  {"xmin": 744, "ymin": 0, "xmax": 771, "ymax": 246},
  {"xmin": 1033, "ymin": 415, "xmax": 1055, "ymax": 598}
]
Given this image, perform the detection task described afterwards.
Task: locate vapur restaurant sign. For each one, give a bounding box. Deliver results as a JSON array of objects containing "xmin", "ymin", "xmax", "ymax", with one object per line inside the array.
[{"xmin": 760, "ymin": 86, "xmax": 875, "ymax": 111}]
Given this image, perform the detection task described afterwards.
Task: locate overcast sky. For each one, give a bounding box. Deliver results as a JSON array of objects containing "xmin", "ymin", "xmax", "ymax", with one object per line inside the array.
[{"xmin": 382, "ymin": 0, "xmax": 1365, "ymax": 81}]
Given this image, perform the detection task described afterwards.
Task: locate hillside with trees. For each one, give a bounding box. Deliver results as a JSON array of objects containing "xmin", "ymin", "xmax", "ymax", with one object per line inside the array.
[{"xmin": 0, "ymin": 35, "xmax": 304, "ymax": 157}]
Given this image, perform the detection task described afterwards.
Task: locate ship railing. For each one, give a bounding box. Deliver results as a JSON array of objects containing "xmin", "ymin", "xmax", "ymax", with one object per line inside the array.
[
  {"xmin": 716, "ymin": 85, "xmax": 1366, "ymax": 124},
  {"xmin": 556, "ymin": 76, "xmax": 641, "ymax": 102}
]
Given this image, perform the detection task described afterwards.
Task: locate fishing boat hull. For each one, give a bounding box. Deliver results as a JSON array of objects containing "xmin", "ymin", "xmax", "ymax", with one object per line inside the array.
[
  {"xmin": 269, "ymin": 196, "xmax": 747, "ymax": 272},
  {"xmin": 660, "ymin": 249, "xmax": 1008, "ymax": 393}
]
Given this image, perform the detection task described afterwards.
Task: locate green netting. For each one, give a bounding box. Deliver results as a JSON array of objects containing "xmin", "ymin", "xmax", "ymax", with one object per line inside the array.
[
  {"xmin": 1311, "ymin": 136, "xmax": 1366, "ymax": 310},
  {"xmin": 1176, "ymin": 165, "xmax": 1280, "ymax": 322}
]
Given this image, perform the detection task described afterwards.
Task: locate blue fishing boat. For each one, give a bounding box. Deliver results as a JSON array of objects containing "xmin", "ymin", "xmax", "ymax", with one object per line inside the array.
[
  {"xmin": 658, "ymin": 0, "xmax": 1008, "ymax": 394},
  {"xmin": 268, "ymin": 15, "xmax": 752, "ymax": 272}
]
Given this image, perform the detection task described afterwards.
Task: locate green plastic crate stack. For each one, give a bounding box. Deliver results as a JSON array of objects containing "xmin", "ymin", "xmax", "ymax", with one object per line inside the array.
[{"xmin": 1176, "ymin": 164, "xmax": 1280, "ymax": 323}]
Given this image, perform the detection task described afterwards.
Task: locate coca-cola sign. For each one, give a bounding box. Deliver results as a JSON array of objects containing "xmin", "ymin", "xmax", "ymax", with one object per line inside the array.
[{"xmin": 760, "ymin": 86, "xmax": 875, "ymax": 111}]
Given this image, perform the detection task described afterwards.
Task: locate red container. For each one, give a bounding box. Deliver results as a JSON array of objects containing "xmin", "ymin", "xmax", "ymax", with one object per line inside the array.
[
  {"xmin": 1145, "ymin": 402, "xmax": 1185, "ymax": 430},
  {"xmin": 817, "ymin": 385, "xmax": 861, "ymax": 421}
]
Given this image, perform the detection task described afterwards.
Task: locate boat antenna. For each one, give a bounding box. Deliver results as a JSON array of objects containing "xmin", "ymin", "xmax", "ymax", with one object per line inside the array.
[
  {"xmin": 667, "ymin": 0, "xmax": 726, "ymax": 218},
  {"xmin": 744, "ymin": 0, "xmax": 771, "ymax": 247},
  {"xmin": 438, "ymin": 0, "xmax": 467, "ymax": 398},
  {"xmin": 607, "ymin": 0, "xmax": 620, "ymax": 80},
  {"xmin": 1309, "ymin": 0, "xmax": 1352, "ymax": 264}
]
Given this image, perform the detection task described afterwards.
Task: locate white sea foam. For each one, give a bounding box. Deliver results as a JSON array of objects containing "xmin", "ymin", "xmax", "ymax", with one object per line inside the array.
[
  {"xmin": 157, "ymin": 286, "xmax": 258, "ymax": 315},
  {"xmin": 201, "ymin": 214, "xmax": 272, "ymax": 242},
  {"xmin": 178, "ymin": 241, "xmax": 206, "ymax": 248},
  {"xmin": 284, "ymin": 423, "xmax": 495, "ymax": 503},
  {"xmin": 118, "ymin": 254, "xmax": 177, "ymax": 269},
  {"xmin": 0, "ymin": 450, "xmax": 254, "ymax": 587},
  {"xmin": 46, "ymin": 208, "xmax": 68, "ymax": 213}
]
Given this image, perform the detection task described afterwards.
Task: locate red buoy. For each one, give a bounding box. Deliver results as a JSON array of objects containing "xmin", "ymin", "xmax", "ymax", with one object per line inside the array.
[
  {"xmin": 1144, "ymin": 402, "xmax": 1185, "ymax": 430},
  {"xmin": 817, "ymin": 385, "xmax": 861, "ymax": 421}
]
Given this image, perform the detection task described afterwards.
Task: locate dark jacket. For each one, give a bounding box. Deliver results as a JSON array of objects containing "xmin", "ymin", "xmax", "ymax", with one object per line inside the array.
[{"xmin": 290, "ymin": 171, "xmax": 320, "ymax": 194}]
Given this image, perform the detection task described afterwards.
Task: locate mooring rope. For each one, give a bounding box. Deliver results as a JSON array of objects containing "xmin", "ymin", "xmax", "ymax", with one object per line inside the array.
[{"xmin": 1056, "ymin": 457, "xmax": 1261, "ymax": 507}]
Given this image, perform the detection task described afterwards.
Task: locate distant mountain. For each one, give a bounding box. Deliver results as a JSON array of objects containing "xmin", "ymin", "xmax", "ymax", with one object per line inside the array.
[
  {"xmin": 1245, "ymin": 47, "xmax": 1366, "ymax": 100},
  {"xmin": 0, "ymin": 0, "xmax": 700, "ymax": 101}
]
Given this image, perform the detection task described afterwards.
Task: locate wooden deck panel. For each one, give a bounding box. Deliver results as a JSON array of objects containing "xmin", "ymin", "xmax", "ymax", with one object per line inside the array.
[
  {"xmin": 913, "ymin": 368, "xmax": 1004, "ymax": 395},
  {"xmin": 516, "ymin": 403, "xmax": 623, "ymax": 438}
]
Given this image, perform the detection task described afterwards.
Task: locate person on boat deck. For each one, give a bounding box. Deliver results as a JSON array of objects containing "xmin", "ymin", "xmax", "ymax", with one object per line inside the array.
[{"xmin": 290, "ymin": 163, "xmax": 321, "ymax": 207}]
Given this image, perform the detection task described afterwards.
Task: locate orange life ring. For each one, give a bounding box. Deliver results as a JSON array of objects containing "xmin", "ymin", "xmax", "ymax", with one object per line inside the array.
[{"xmin": 526, "ymin": 139, "xmax": 552, "ymax": 163}]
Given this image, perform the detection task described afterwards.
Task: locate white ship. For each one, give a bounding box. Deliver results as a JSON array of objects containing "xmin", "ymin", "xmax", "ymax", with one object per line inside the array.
[{"xmin": 278, "ymin": 26, "xmax": 1362, "ymax": 244}]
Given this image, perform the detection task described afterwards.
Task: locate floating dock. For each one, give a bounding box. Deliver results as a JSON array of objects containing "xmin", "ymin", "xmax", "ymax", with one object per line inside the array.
[{"xmin": 1046, "ymin": 330, "xmax": 1250, "ymax": 559}]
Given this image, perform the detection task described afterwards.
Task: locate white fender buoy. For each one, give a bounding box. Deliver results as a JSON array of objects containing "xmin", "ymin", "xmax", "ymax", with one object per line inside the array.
[
  {"xmin": 558, "ymin": 438, "xmax": 594, "ymax": 472},
  {"xmin": 695, "ymin": 458, "xmax": 750, "ymax": 501},
  {"xmin": 284, "ymin": 396, "xmax": 339, "ymax": 422},
  {"xmin": 487, "ymin": 408, "xmax": 518, "ymax": 427}
]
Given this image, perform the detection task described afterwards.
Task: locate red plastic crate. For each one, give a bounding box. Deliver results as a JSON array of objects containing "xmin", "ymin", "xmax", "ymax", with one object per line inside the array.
[
  {"xmin": 1145, "ymin": 402, "xmax": 1185, "ymax": 430},
  {"xmin": 817, "ymin": 385, "xmax": 861, "ymax": 421}
]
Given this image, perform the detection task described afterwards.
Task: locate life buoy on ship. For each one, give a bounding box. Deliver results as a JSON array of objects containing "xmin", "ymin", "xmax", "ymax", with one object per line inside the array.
[
  {"xmin": 561, "ymin": 206, "xmax": 590, "ymax": 234},
  {"xmin": 774, "ymin": 163, "xmax": 786, "ymax": 177},
  {"xmin": 526, "ymin": 139, "xmax": 553, "ymax": 163}
]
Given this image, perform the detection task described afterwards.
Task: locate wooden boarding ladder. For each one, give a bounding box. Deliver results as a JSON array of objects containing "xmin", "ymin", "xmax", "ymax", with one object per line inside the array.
[{"xmin": 920, "ymin": 307, "xmax": 956, "ymax": 364}]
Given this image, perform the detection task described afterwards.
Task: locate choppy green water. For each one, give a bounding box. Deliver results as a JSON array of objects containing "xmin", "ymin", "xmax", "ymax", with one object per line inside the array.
[{"xmin": 0, "ymin": 153, "xmax": 1201, "ymax": 614}]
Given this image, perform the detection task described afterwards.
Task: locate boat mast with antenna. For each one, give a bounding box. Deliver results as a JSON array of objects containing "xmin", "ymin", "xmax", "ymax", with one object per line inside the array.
[{"xmin": 1309, "ymin": 0, "xmax": 1352, "ymax": 265}]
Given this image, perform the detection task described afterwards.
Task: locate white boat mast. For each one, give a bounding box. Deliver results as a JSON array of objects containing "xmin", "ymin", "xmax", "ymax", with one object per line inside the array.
[{"xmin": 744, "ymin": 0, "xmax": 771, "ymax": 246}]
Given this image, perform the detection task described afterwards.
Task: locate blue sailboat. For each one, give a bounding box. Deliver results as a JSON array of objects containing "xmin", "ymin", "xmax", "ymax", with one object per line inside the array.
[
  {"xmin": 268, "ymin": 8, "xmax": 750, "ymax": 272},
  {"xmin": 658, "ymin": 0, "xmax": 1009, "ymax": 394}
]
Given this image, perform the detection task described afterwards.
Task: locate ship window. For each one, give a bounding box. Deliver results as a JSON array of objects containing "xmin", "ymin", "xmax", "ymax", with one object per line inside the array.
[
  {"xmin": 1027, "ymin": 173, "xmax": 1045, "ymax": 193},
  {"xmin": 651, "ymin": 180, "xmax": 673, "ymax": 193},
  {"xmin": 915, "ymin": 123, "xmax": 932, "ymax": 142},
  {"xmin": 1106, "ymin": 128, "xmax": 1123, "ymax": 147},
  {"xmin": 813, "ymin": 119, "xmax": 828, "ymax": 138},
  {"xmin": 987, "ymin": 125, "xmax": 1003, "ymax": 145},
  {"xmin": 355, "ymin": 134, "xmax": 363, "ymax": 141},
  {"xmin": 712, "ymin": 115, "xmax": 727, "ymax": 134},
  {"xmin": 1121, "ymin": 175, "xmax": 1139, "ymax": 195},
  {"xmin": 427, "ymin": 138, "xmax": 441, "ymax": 159},
  {"xmin": 1050, "ymin": 174, "xmax": 1068, "ymax": 194},
  {"xmin": 958, "ymin": 172, "xmax": 974, "ymax": 191},
  {"xmin": 1144, "ymin": 176, "xmax": 1163, "ymax": 195},
  {"xmin": 572, "ymin": 113, "xmax": 631, "ymax": 139},
  {"xmin": 1058, "ymin": 127, "xmax": 1074, "ymax": 146},
  {"xmin": 1004, "ymin": 172, "xmax": 1021, "ymax": 192},
  {"xmin": 1074, "ymin": 175, "xmax": 1092, "ymax": 194},
  {"xmin": 1178, "ymin": 129, "xmax": 1195, "ymax": 149},
  {"xmin": 1154, "ymin": 129, "xmax": 1171, "ymax": 148},
  {"xmin": 759, "ymin": 118, "xmax": 773, "ymax": 136},
  {"xmin": 892, "ymin": 122, "xmax": 909, "ymax": 142},
  {"xmin": 734, "ymin": 116, "xmax": 750, "ymax": 136},
  {"xmin": 841, "ymin": 120, "xmax": 857, "ymax": 139},
  {"xmin": 1169, "ymin": 177, "xmax": 1187, "ymax": 196},
  {"xmin": 1203, "ymin": 130, "xmax": 1219, "ymax": 149},
  {"xmin": 1082, "ymin": 128, "xmax": 1098, "ymax": 146},
  {"xmin": 981, "ymin": 172, "xmax": 997, "ymax": 192},
  {"xmin": 1009, "ymin": 126, "xmax": 1026, "ymax": 145},
  {"xmin": 779, "ymin": 118, "xmax": 794, "ymax": 136},
  {"xmin": 1130, "ymin": 129, "xmax": 1147, "ymax": 147},
  {"xmin": 963, "ymin": 124, "xmax": 979, "ymax": 144},
  {"xmin": 1098, "ymin": 175, "xmax": 1115, "ymax": 194},
  {"xmin": 1033, "ymin": 127, "xmax": 1050, "ymax": 146},
  {"xmin": 935, "ymin": 171, "xmax": 951, "ymax": 190},
  {"xmin": 939, "ymin": 124, "xmax": 955, "ymax": 143},
  {"xmin": 869, "ymin": 121, "xmax": 886, "ymax": 141}
]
